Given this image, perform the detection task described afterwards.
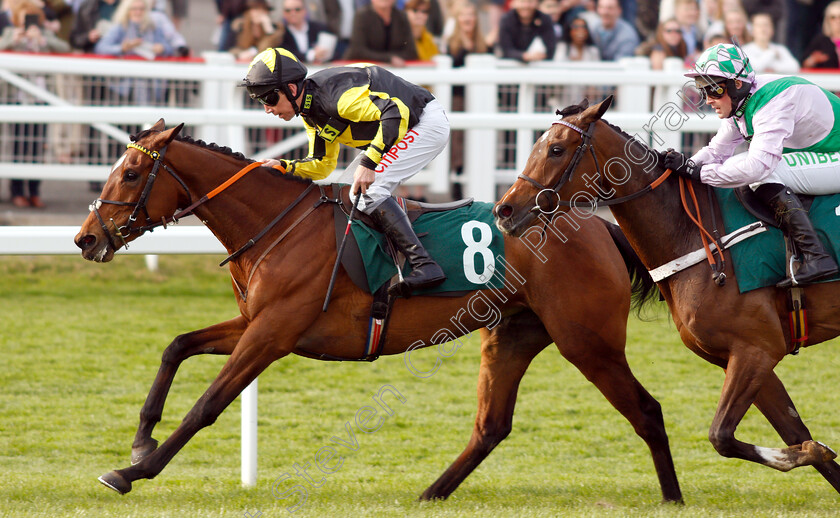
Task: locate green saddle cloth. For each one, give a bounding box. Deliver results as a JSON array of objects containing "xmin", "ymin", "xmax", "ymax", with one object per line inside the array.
[
  {"xmin": 716, "ymin": 188, "xmax": 840, "ymax": 293},
  {"xmin": 351, "ymin": 201, "xmax": 506, "ymax": 295}
]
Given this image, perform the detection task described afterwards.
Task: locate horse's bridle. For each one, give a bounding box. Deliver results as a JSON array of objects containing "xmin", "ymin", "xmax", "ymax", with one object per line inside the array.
[
  {"xmin": 89, "ymin": 142, "xmax": 193, "ymax": 250},
  {"xmin": 516, "ymin": 119, "xmax": 672, "ymax": 213},
  {"xmin": 517, "ymin": 120, "xmax": 599, "ymax": 213}
]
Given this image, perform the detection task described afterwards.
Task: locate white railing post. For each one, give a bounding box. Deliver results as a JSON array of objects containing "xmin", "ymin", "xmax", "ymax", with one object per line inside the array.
[
  {"xmin": 463, "ymin": 54, "xmax": 498, "ymax": 202},
  {"xmin": 241, "ymin": 378, "xmax": 258, "ymax": 487}
]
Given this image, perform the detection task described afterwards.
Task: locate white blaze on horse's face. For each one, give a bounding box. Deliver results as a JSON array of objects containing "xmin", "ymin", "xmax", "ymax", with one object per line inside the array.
[
  {"xmin": 537, "ymin": 129, "xmax": 551, "ymax": 144},
  {"xmin": 110, "ymin": 153, "xmax": 127, "ymax": 178}
]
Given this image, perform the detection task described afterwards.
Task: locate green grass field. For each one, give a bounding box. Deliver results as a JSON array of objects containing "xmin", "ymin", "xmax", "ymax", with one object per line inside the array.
[{"xmin": 2, "ymin": 254, "xmax": 840, "ymax": 517}]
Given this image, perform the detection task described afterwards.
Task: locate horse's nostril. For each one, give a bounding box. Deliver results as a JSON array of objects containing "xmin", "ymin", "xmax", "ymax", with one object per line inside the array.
[
  {"xmin": 498, "ymin": 204, "xmax": 513, "ymax": 219},
  {"xmin": 77, "ymin": 234, "xmax": 96, "ymax": 250}
]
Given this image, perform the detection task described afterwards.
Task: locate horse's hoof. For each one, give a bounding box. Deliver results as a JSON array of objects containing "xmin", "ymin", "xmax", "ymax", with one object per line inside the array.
[
  {"xmin": 131, "ymin": 438, "xmax": 158, "ymax": 465},
  {"xmin": 806, "ymin": 440, "xmax": 838, "ymax": 463},
  {"xmin": 98, "ymin": 471, "xmax": 131, "ymax": 494}
]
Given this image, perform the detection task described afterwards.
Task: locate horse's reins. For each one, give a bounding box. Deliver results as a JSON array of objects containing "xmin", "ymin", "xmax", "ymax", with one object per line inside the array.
[
  {"xmin": 519, "ymin": 118, "xmax": 726, "ymax": 283},
  {"xmin": 90, "ymin": 142, "xmax": 322, "ymax": 274}
]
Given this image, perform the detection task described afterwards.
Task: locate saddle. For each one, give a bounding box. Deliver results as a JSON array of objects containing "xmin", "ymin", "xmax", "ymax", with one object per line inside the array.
[
  {"xmin": 733, "ymin": 186, "xmax": 815, "ymax": 227},
  {"xmin": 329, "ymin": 184, "xmax": 474, "ymax": 295}
]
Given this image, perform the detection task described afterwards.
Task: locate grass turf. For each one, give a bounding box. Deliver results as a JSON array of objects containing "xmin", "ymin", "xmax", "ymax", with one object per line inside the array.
[{"xmin": 1, "ymin": 255, "xmax": 839, "ymax": 517}]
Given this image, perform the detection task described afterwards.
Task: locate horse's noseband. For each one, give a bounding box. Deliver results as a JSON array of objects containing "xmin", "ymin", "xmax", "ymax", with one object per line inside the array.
[{"xmin": 89, "ymin": 142, "xmax": 192, "ymax": 250}]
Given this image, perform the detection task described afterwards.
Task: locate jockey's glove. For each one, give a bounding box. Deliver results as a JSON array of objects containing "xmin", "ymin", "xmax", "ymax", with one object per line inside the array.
[{"xmin": 664, "ymin": 150, "xmax": 701, "ymax": 182}]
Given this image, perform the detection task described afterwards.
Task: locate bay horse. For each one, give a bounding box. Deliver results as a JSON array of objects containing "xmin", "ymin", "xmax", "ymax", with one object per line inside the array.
[
  {"xmin": 494, "ymin": 97, "xmax": 840, "ymax": 494},
  {"xmin": 74, "ymin": 118, "xmax": 682, "ymax": 503}
]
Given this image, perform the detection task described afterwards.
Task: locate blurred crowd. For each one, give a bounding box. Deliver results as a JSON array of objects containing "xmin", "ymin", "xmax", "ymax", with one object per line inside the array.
[
  {"xmin": 3, "ymin": 0, "xmax": 840, "ymax": 207},
  {"xmin": 2, "ymin": 0, "xmax": 840, "ymax": 72}
]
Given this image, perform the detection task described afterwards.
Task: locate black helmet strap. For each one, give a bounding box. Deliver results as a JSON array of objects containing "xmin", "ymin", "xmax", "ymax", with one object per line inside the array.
[{"xmin": 273, "ymin": 48, "xmax": 303, "ymax": 115}]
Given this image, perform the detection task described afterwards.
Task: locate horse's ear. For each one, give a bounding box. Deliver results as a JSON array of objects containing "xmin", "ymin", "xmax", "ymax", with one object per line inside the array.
[
  {"xmin": 150, "ymin": 118, "xmax": 166, "ymax": 132},
  {"xmin": 159, "ymin": 123, "xmax": 184, "ymax": 145},
  {"xmin": 595, "ymin": 95, "xmax": 614, "ymax": 119}
]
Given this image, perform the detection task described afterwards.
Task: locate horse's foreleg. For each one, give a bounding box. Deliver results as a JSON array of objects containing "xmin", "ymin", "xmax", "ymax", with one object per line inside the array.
[
  {"xmin": 752, "ymin": 371, "xmax": 840, "ymax": 491},
  {"xmin": 100, "ymin": 322, "xmax": 289, "ymax": 494},
  {"xmin": 131, "ymin": 316, "xmax": 247, "ymax": 464},
  {"xmin": 420, "ymin": 313, "xmax": 550, "ymax": 501},
  {"xmin": 556, "ymin": 336, "xmax": 683, "ymax": 504},
  {"xmin": 709, "ymin": 352, "xmax": 836, "ymax": 470}
]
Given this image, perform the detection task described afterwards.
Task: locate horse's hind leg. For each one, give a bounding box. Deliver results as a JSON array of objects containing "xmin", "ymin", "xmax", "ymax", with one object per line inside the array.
[
  {"xmin": 131, "ymin": 316, "xmax": 247, "ymax": 464},
  {"xmin": 553, "ymin": 332, "xmax": 683, "ymax": 503},
  {"xmin": 420, "ymin": 311, "xmax": 550, "ymax": 500},
  {"xmin": 709, "ymin": 352, "xmax": 835, "ymax": 470},
  {"xmin": 752, "ymin": 371, "xmax": 840, "ymax": 492}
]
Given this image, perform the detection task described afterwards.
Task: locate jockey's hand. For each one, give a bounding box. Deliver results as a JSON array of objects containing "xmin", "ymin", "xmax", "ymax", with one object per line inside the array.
[
  {"xmin": 352, "ymin": 165, "xmax": 376, "ymax": 195},
  {"xmin": 260, "ymin": 159, "xmax": 285, "ymax": 172},
  {"xmin": 664, "ymin": 150, "xmax": 701, "ymax": 182}
]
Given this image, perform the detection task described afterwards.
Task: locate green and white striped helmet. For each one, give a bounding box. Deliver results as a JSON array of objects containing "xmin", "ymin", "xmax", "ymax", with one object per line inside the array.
[{"xmin": 685, "ymin": 44, "xmax": 755, "ymax": 87}]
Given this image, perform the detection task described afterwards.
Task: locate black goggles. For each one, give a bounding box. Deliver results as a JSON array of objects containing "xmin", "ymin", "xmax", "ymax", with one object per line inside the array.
[
  {"xmin": 699, "ymin": 81, "xmax": 726, "ymax": 100},
  {"xmin": 251, "ymin": 88, "xmax": 281, "ymax": 106}
]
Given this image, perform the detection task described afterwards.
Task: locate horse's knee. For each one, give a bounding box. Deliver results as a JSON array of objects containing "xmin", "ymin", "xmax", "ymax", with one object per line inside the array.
[
  {"xmin": 474, "ymin": 420, "xmax": 512, "ymax": 452},
  {"xmin": 160, "ymin": 333, "xmax": 194, "ymax": 365}
]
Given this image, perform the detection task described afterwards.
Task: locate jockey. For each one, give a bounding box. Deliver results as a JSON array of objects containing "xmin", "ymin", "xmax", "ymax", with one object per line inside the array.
[
  {"xmin": 238, "ymin": 47, "xmax": 447, "ymax": 297},
  {"xmin": 665, "ymin": 43, "xmax": 840, "ymax": 287}
]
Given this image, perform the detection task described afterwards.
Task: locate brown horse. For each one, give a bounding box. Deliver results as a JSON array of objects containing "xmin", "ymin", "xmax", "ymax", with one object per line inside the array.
[
  {"xmin": 494, "ymin": 97, "xmax": 840, "ymax": 494},
  {"xmin": 74, "ymin": 119, "xmax": 682, "ymax": 502}
]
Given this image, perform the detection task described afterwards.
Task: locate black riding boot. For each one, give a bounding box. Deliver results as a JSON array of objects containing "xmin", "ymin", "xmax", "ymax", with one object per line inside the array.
[
  {"xmin": 757, "ymin": 184, "xmax": 838, "ymax": 288},
  {"xmin": 369, "ymin": 197, "xmax": 446, "ymax": 297}
]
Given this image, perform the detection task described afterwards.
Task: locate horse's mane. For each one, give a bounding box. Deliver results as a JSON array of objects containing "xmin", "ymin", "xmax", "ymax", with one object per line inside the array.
[
  {"xmin": 556, "ymin": 100, "xmax": 667, "ymax": 169},
  {"xmin": 131, "ymin": 128, "xmax": 314, "ymax": 186}
]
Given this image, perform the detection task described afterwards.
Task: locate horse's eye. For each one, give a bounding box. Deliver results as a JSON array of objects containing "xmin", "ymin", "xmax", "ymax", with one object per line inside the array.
[
  {"xmin": 550, "ymin": 145, "xmax": 564, "ymax": 157},
  {"xmin": 123, "ymin": 170, "xmax": 139, "ymax": 182}
]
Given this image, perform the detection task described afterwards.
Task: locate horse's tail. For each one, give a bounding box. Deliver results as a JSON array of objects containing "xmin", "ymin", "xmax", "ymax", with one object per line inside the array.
[{"xmin": 603, "ymin": 219, "xmax": 659, "ymax": 312}]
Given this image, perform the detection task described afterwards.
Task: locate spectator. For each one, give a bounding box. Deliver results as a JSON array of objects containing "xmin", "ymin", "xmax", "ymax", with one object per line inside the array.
[
  {"xmin": 722, "ymin": 6, "xmax": 750, "ymax": 44},
  {"xmin": 704, "ymin": 0, "xmax": 724, "ymax": 41},
  {"xmin": 742, "ymin": 12, "xmax": 798, "ymax": 73},
  {"xmin": 320, "ymin": 0, "xmax": 354, "ymax": 58},
  {"xmin": 215, "ymin": 0, "xmax": 247, "ymax": 51},
  {"xmin": 591, "ymin": 0, "xmax": 639, "ymax": 61},
  {"xmin": 787, "ymin": 0, "xmax": 832, "ymax": 61},
  {"xmin": 94, "ymin": 0, "xmax": 183, "ymax": 103},
  {"xmin": 443, "ymin": 0, "xmax": 490, "ymax": 198},
  {"xmin": 673, "ymin": 0, "xmax": 701, "ymax": 58},
  {"xmin": 229, "ymin": 0, "xmax": 282, "ymax": 61},
  {"xmin": 443, "ymin": 0, "xmax": 489, "ymax": 66},
  {"xmin": 803, "ymin": 0, "xmax": 840, "ymax": 69},
  {"xmin": 539, "ymin": 0, "xmax": 563, "ymax": 39},
  {"xmin": 343, "ymin": 0, "xmax": 416, "ymax": 66},
  {"xmin": 740, "ymin": 0, "xmax": 783, "ymax": 38},
  {"xmin": 69, "ymin": 0, "xmax": 117, "ymax": 52},
  {"xmin": 279, "ymin": 0, "xmax": 335, "ymax": 63},
  {"xmin": 635, "ymin": 0, "xmax": 661, "ymax": 41},
  {"xmin": 637, "ymin": 17, "xmax": 687, "ymax": 69},
  {"xmin": 93, "ymin": 0, "xmax": 181, "ymax": 59},
  {"xmin": 483, "ymin": 0, "xmax": 505, "ymax": 48},
  {"xmin": 405, "ymin": 0, "xmax": 437, "ymax": 60},
  {"xmin": 0, "ymin": 0, "xmax": 69, "ymax": 208},
  {"xmin": 554, "ymin": 14, "xmax": 599, "ymax": 61},
  {"xmin": 497, "ymin": 0, "xmax": 557, "ymax": 62}
]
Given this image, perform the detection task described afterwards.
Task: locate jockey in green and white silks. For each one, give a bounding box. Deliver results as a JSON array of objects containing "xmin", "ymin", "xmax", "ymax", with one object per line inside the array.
[{"xmin": 664, "ymin": 43, "xmax": 839, "ymax": 287}]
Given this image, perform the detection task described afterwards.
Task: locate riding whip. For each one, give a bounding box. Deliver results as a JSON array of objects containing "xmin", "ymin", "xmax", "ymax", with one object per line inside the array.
[{"xmin": 323, "ymin": 191, "xmax": 362, "ymax": 312}]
